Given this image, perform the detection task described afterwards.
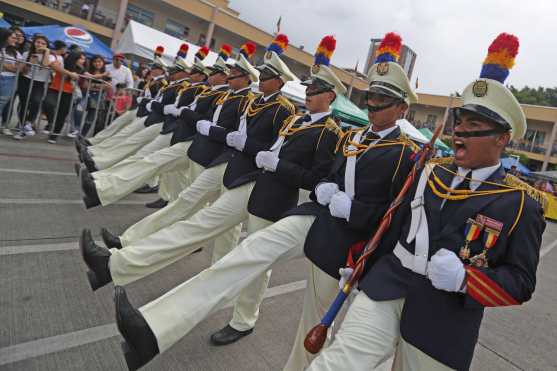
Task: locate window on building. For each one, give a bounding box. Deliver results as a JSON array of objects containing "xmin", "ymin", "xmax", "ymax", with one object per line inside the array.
[
  {"xmin": 184, "ymin": 27, "xmax": 190, "ymax": 39},
  {"xmin": 126, "ymin": 4, "xmax": 154, "ymax": 27},
  {"xmin": 406, "ymin": 109, "xmax": 416, "ymax": 123},
  {"xmin": 425, "ymin": 114, "xmax": 437, "ymax": 128},
  {"xmin": 164, "ymin": 19, "xmax": 186, "ymax": 39},
  {"xmin": 524, "ymin": 129, "xmax": 547, "ymax": 153},
  {"xmin": 198, "ymin": 33, "xmax": 206, "ymax": 46},
  {"xmin": 209, "ymin": 38, "xmax": 216, "ymax": 49}
]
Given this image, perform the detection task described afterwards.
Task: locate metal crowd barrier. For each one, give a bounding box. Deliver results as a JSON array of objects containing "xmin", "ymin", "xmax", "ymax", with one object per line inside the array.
[{"xmin": 0, "ymin": 55, "xmax": 140, "ymax": 139}]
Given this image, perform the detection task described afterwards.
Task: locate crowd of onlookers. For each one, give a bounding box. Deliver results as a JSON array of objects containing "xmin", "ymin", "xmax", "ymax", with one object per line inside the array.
[{"xmin": 0, "ymin": 26, "xmax": 146, "ymax": 144}]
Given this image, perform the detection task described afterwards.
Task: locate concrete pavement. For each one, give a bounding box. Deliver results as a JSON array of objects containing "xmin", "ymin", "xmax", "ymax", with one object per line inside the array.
[{"xmin": 0, "ymin": 133, "xmax": 556, "ymax": 371}]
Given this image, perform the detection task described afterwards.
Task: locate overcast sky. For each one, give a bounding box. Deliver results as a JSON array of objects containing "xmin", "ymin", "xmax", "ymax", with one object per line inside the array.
[{"xmin": 229, "ymin": 0, "xmax": 556, "ymax": 95}]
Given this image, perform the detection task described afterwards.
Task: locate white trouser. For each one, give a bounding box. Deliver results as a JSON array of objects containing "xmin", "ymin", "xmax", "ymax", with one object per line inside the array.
[
  {"xmin": 283, "ymin": 263, "xmax": 338, "ymax": 371},
  {"xmin": 139, "ymin": 215, "xmax": 315, "ymax": 353},
  {"xmin": 92, "ymin": 134, "xmax": 176, "ymax": 206},
  {"xmin": 158, "ymin": 167, "xmax": 190, "ymax": 202},
  {"xmin": 227, "ymin": 214, "xmax": 273, "ymax": 331},
  {"xmin": 88, "ymin": 109, "xmax": 137, "ymax": 145},
  {"xmin": 307, "ymin": 293, "xmax": 454, "ymax": 371},
  {"xmin": 89, "ymin": 116, "xmax": 146, "ymax": 154},
  {"xmin": 119, "ymin": 162, "xmax": 224, "ymax": 247},
  {"xmin": 92, "ymin": 123, "xmax": 163, "ymax": 170},
  {"xmin": 109, "ymin": 181, "xmax": 255, "ymax": 286}
]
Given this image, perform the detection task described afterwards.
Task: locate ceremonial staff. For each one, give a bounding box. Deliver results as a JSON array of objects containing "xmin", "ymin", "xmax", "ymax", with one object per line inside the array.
[{"xmin": 304, "ymin": 96, "xmax": 453, "ymax": 353}]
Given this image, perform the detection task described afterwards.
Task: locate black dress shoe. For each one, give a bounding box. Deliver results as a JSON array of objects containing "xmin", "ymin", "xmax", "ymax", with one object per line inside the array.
[
  {"xmin": 101, "ymin": 228, "xmax": 122, "ymax": 249},
  {"xmin": 74, "ymin": 163, "xmax": 82, "ymax": 176},
  {"xmin": 79, "ymin": 229, "xmax": 112, "ymax": 290},
  {"xmin": 81, "ymin": 171, "xmax": 101, "ymax": 209},
  {"xmin": 210, "ymin": 324, "xmax": 253, "ymax": 346},
  {"xmin": 78, "ymin": 134, "xmax": 91, "ymax": 146},
  {"xmin": 74, "ymin": 138, "xmax": 82, "ymax": 154},
  {"xmin": 81, "ymin": 147, "xmax": 97, "ymax": 172},
  {"xmin": 145, "ymin": 198, "xmax": 168, "ymax": 209},
  {"xmin": 114, "ymin": 286, "xmax": 160, "ymax": 370},
  {"xmin": 134, "ymin": 185, "xmax": 159, "ymax": 194}
]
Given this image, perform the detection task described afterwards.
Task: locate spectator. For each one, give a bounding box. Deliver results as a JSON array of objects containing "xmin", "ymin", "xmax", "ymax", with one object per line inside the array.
[
  {"xmin": 0, "ymin": 28, "xmax": 22, "ymax": 136},
  {"xmin": 81, "ymin": 54, "xmax": 110, "ymax": 136},
  {"xmin": 11, "ymin": 27, "xmax": 27, "ymax": 54},
  {"xmin": 80, "ymin": 3, "xmax": 91, "ymax": 19},
  {"xmin": 105, "ymin": 53, "xmax": 133, "ymax": 91},
  {"xmin": 43, "ymin": 51, "xmax": 85, "ymax": 144},
  {"xmin": 113, "ymin": 83, "xmax": 132, "ymax": 117},
  {"xmin": 13, "ymin": 33, "xmax": 55, "ymax": 140},
  {"xmin": 133, "ymin": 64, "xmax": 149, "ymax": 89}
]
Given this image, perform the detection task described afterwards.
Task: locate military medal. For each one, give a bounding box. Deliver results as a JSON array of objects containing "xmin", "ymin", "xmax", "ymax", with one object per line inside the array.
[
  {"xmin": 459, "ymin": 218, "xmax": 483, "ymax": 260},
  {"xmin": 469, "ymin": 215, "xmax": 503, "ymax": 268}
]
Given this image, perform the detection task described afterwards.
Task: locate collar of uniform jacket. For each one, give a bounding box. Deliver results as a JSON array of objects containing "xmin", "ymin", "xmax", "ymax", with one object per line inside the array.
[
  {"xmin": 363, "ymin": 124, "xmax": 398, "ymax": 141},
  {"xmin": 309, "ymin": 111, "xmax": 331, "ymax": 124},
  {"xmin": 233, "ymin": 86, "xmax": 251, "ymax": 94},
  {"xmin": 262, "ymin": 91, "xmax": 280, "ymax": 102},
  {"xmin": 451, "ymin": 162, "xmax": 502, "ymax": 191},
  {"xmin": 211, "ymin": 84, "xmax": 228, "ymax": 91}
]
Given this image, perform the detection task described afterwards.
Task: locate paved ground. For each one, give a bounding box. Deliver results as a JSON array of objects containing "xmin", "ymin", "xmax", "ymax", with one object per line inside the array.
[{"xmin": 0, "ymin": 133, "xmax": 556, "ymax": 371}]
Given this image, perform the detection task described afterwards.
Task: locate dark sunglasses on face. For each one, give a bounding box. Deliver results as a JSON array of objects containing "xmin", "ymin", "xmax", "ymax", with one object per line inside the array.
[
  {"xmin": 227, "ymin": 73, "xmax": 248, "ymax": 81},
  {"xmin": 451, "ymin": 108, "xmax": 508, "ymax": 138}
]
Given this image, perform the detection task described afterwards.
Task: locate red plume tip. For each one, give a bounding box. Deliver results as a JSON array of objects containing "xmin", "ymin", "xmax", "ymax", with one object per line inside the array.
[
  {"xmin": 179, "ymin": 43, "xmax": 189, "ymax": 52},
  {"xmin": 245, "ymin": 41, "xmax": 256, "ymax": 55},
  {"xmin": 155, "ymin": 46, "xmax": 165, "ymax": 53},
  {"xmin": 488, "ymin": 33, "xmax": 519, "ymax": 57},
  {"xmin": 319, "ymin": 35, "xmax": 336, "ymax": 52},
  {"xmin": 199, "ymin": 46, "xmax": 209, "ymax": 54},
  {"xmin": 378, "ymin": 32, "xmax": 402, "ymax": 53},
  {"xmin": 275, "ymin": 34, "xmax": 289, "ymax": 46},
  {"xmin": 221, "ymin": 44, "xmax": 232, "ymax": 53}
]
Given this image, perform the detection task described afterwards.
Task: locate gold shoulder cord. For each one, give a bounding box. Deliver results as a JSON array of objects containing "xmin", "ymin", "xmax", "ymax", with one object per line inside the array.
[{"xmin": 341, "ymin": 129, "xmax": 411, "ymax": 157}]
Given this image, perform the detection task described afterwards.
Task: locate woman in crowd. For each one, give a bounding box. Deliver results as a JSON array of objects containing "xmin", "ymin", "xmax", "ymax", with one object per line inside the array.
[
  {"xmin": 0, "ymin": 28, "xmax": 22, "ymax": 136},
  {"xmin": 13, "ymin": 33, "xmax": 55, "ymax": 140},
  {"xmin": 81, "ymin": 54, "xmax": 111, "ymax": 136},
  {"xmin": 44, "ymin": 50, "xmax": 85, "ymax": 144}
]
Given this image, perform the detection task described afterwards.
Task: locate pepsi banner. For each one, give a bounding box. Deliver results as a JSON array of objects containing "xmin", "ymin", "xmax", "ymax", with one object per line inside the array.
[{"xmin": 21, "ymin": 25, "xmax": 113, "ymax": 60}]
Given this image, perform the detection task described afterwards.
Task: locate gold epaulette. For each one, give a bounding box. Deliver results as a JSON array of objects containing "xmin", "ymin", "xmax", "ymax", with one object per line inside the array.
[
  {"xmin": 428, "ymin": 156, "xmax": 454, "ymax": 166},
  {"xmin": 503, "ymin": 174, "xmax": 549, "ymax": 210},
  {"xmin": 277, "ymin": 95, "xmax": 295, "ymax": 114},
  {"xmin": 398, "ymin": 132, "xmax": 421, "ymax": 153}
]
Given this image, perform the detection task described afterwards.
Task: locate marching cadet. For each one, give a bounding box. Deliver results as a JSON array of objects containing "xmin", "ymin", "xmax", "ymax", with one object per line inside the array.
[
  {"xmin": 80, "ymin": 47, "xmax": 229, "ymax": 208},
  {"xmin": 83, "ymin": 36, "xmax": 342, "ymax": 358},
  {"xmin": 79, "ymin": 49, "xmax": 192, "ymax": 195},
  {"xmin": 76, "ymin": 47, "xmax": 169, "ymax": 155},
  {"xmin": 78, "ymin": 47, "xmax": 210, "ymax": 208},
  {"xmin": 79, "ymin": 50, "xmax": 171, "ymax": 172},
  {"xmin": 307, "ymin": 33, "xmax": 546, "ymax": 371},
  {"xmin": 76, "ymin": 50, "xmax": 169, "ymax": 150},
  {"xmin": 95, "ymin": 37, "xmax": 290, "ymax": 251},
  {"xmin": 98, "ymin": 32, "xmax": 419, "ymax": 371}
]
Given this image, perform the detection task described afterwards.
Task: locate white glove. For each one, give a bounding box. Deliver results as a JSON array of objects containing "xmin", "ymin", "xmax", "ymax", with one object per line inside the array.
[
  {"xmin": 329, "ymin": 191, "xmax": 352, "ymax": 220},
  {"xmin": 196, "ymin": 120, "xmax": 212, "ymax": 136},
  {"xmin": 226, "ymin": 131, "xmax": 247, "ymax": 151},
  {"xmin": 163, "ymin": 104, "xmax": 176, "ymax": 116},
  {"xmin": 255, "ymin": 151, "xmax": 280, "ymax": 172},
  {"xmin": 427, "ymin": 248, "xmax": 466, "ymax": 293},
  {"xmin": 315, "ymin": 182, "xmax": 339, "ymax": 206},
  {"xmin": 145, "ymin": 101, "xmax": 153, "ymax": 112},
  {"xmin": 338, "ymin": 267, "xmax": 354, "ymax": 290}
]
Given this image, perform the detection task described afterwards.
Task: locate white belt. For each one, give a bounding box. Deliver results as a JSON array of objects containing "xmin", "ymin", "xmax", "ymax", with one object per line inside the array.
[
  {"xmin": 397, "ymin": 163, "xmax": 435, "ymax": 275},
  {"xmin": 393, "ymin": 243, "xmax": 428, "ymax": 276},
  {"xmin": 344, "ymin": 131, "xmax": 364, "ymax": 200}
]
